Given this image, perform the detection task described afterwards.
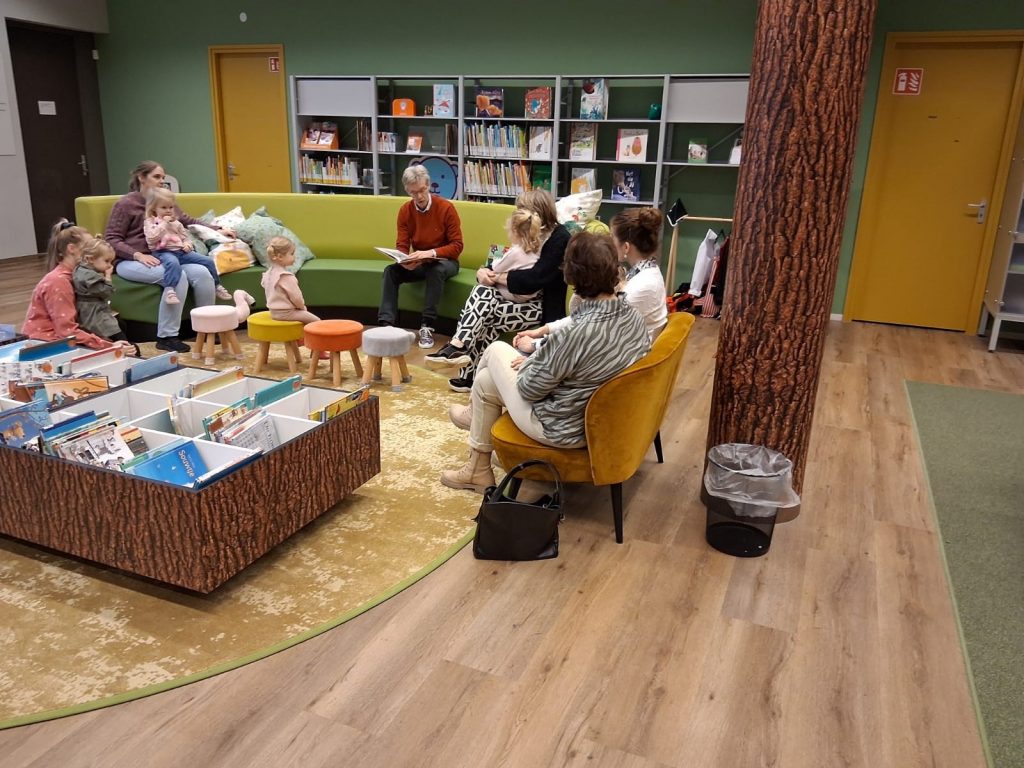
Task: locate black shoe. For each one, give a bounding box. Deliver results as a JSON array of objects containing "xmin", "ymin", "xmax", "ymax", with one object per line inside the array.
[
  {"xmin": 448, "ymin": 376, "xmax": 473, "ymax": 393},
  {"xmin": 155, "ymin": 336, "xmax": 190, "ymax": 353},
  {"xmin": 424, "ymin": 343, "xmax": 472, "ymax": 367}
]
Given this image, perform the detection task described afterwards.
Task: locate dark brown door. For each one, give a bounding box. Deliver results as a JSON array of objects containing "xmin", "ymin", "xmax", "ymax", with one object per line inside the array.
[{"xmin": 7, "ymin": 22, "xmax": 97, "ymax": 252}]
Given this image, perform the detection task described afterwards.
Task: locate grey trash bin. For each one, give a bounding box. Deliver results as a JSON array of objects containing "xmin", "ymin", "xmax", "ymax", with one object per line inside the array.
[{"xmin": 702, "ymin": 443, "xmax": 800, "ymax": 557}]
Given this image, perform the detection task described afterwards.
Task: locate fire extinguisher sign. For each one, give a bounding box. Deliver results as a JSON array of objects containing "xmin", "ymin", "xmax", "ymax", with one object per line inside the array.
[{"xmin": 893, "ymin": 68, "xmax": 923, "ymax": 96}]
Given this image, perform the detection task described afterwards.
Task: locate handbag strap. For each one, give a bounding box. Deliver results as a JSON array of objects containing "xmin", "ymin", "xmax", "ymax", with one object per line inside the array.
[{"xmin": 494, "ymin": 459, "xmax": 563, "ymax": 507}]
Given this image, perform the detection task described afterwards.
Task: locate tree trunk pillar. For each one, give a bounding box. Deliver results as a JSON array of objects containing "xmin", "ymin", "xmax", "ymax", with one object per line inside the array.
[{"xmin": 706, "ymin": 0, "xmax": 878, "ymax": 493}]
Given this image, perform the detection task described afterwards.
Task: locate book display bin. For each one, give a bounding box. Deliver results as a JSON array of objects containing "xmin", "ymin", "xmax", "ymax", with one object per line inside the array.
[{"xmin": 0, "ymin": 366, "xmax": 381, "ymax": 593}]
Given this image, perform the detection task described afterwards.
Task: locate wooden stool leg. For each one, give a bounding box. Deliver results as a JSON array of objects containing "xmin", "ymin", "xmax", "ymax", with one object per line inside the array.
[
  {"xmin": 307, "ymin": 350, "xmax": 319, "ymax": 380},
  {"xmin": 389, "ymin": 356, "xmax": 403, "ymax": 391},
  {"xmin": 285, "ymin": 341, "xmax": 298, "ymax": 373},
  {"xmin": 204, "ymin": 334, "xmax": 217, "ymax": 365},
  {"xmin": 255, "ymin": 341, "xmax": 270, "ymax": 373},
  {"xmin": 372, "ymin": 357, "xmax": 383, "ymax": 381},
  {"xmin": 331, "ymin": 351, "xmax": 342, "ymax": 387},
  {"xmin": 224, "ymin": 330, "xmax": 243, "ymax": 358},
  {"xmin": 362, "ymin": 356, "xmax": 380, "ymax": 386},
  {"xmin": 349, "ymin": 349, "xmax": 364, "ymax": 378},
  {"xmin": 192, "ymin": 332, "xmax": 206, "ymax": 360},
  {"xmin": 397, "ymin": 355, "xmax": 411, "ymax": 384},
  {"xmin": 287, "ymin": 341, "xmax": 302, "ymax": 367}
]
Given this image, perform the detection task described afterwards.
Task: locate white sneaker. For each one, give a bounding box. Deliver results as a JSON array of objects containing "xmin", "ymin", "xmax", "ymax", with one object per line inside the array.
[
  {"xmin": 215, "ymin": 285, "xmax": 232, "ymax": 300},
  {"xmin": 418, "ymin": 326, "xmax": 435, "ymax": 349}
]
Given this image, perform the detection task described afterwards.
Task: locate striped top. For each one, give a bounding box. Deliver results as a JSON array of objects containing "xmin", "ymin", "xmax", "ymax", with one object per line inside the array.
[{"xmin": 517, "ymin": 295, "xmax": 650, "ymax": 446}]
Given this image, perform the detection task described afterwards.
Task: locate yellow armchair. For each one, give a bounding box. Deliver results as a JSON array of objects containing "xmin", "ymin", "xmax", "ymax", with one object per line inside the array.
[{"xmin": 490, "ymin": 312, "xmax": 696, "ymax": 542}]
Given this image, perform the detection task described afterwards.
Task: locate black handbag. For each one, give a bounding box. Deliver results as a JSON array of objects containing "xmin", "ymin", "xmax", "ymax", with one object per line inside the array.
[{"xmin": 473, "ymin": 460, "xmax": 563, "ymax": 561}]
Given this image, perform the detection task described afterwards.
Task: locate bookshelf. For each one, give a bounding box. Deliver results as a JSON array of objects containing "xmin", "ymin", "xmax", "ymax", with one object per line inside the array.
[{"xmin": 288, "ymin": 74, "xmax": 749, "ymax": 214}]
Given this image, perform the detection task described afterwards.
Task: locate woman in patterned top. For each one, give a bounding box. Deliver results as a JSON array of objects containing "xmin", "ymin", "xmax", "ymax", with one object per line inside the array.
[{"xmin": 440, "ymin": 232, "xmax": 651, "ymax": 493}]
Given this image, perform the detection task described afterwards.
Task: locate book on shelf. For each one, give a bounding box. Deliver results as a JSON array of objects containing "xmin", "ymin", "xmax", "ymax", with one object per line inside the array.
[
  {"xmin": 475, "ymin": 87, "xmax": 504, "ymax": 117},
  {"xmin": 611, "ymin": 168, "xmax": 641, "ymax": 202},
  {"xmin": 406, "ymin": 134, "xmax": 423, "ymax": 153},
  {"xmin": 309, "ymin": 386, "xmax": 371, "ymax": 422},
  {"xmin": 524, "ymin": 87, "xmax": 552, "ymax": 119},
  {"xmin": 569, "ymin": 123, "xmax": 597, "ymax": 161},
  {"xmin": 570, "ymin": 168, "xmax": 597, "ymax": 194},
  {"xmin": 531, "ymin": 165, "xmax": 552, "ymax": 192},
  {"xmin": 301, "ymin": 123, "xmax": 322, "ymax": 150},
  {"xmin": 464, "ymin": 161, "xmax": 531, "ymax": 197},
  {"xmin": 202, "ymin": 397, "xmax": 252, "ymax": 440},
  {"xmin": 433, "ymin": 84, "xmax": 455, "ymax": 117},
  {"xmin": 465, "ymin": 123, "xmax": 527, "ymax": 158},
  {"xmin": 253, "ymin": 375, "xmax": 303, "ymax": 408},
  {"xmin": 378, "ymin": 131, "xmax": 397, "ymax": 152},
  {"xmin": 216, "ymin": 409, "xmax": 280, "ymax": 453},
  {"xmin": 579, "ymin": 78, "xmax": 608, "ymax": 119},
  {"xmin": 316, "ymin": 121, "xmax": 339, "ymax": 150},
  {"xmin": 528, "ymin": 126, "xmax": 553, "ymax": 160},
  {"xmin": 0, "ymin": 400, "xmax": 51, "ymax": 450},
  {"xmin": 688, "ymin": 138, "xmax": 709, "ymax": 164},
  {"xmin": 19, "ymin": 337, "xmax": 74, "ymax": 362},
  {"xmin": 43, "ymin": 376, "xmax": 109, "ymax": 407},
  {"xmin": 56, "ymin": 423, "xmax": 138, "ymax": 470},
  {"xmin": 60, "ymin": 346, "xmax": 124, "ymax": 375},
  {"xmin": 125, "ymin": 440, "xmax": 209, "ymax": 487},
  {"xmin": 118, "ymin": 424, "xmax": 148, "ymax": 456},
  {"xmin": 615, "ymin": 129, "xmax": 649, "ymax": 163},
  {"xmin": 124, "ymin": 351, "xmax": 177, "ymax": 385},
  {"xmin": 729, "ymin": 138, "xmax": 742, "ymax": 165},
  {"xmin": 186, "ymin": 366, "xmax": 244, "ymax": 399}
]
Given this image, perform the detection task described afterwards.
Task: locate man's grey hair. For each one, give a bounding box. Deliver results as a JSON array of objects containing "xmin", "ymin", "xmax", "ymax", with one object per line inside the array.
[{"xmin": 402, "ymin": 164, "xmax": 431, "ymax": 190}]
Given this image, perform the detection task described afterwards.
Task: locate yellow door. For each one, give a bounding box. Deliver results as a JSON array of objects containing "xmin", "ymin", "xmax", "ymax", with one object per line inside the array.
[
  {"xmin": 210, "ymin": 47, "xmax": 291, "ymax": 192},
  {"xmin": 846, "ymin": 37, "xmax": 1024, "ymax": 330}
]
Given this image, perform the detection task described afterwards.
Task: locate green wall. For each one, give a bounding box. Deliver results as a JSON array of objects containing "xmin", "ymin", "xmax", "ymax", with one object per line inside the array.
[{"xmin": 99, "ymin": 0, "xmax": 1024, "ymax": 314}]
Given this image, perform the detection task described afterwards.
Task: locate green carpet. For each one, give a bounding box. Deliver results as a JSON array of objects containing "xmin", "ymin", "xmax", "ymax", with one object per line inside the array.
[{"xmin": 907, "ymin": 382, "xmax": 1024, "ymax": 768}]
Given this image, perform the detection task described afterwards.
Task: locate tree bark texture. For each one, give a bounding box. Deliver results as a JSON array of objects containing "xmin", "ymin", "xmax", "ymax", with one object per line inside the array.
[{"xmin": 707, "ymin": 0, "xmax": 878, "ymax": 492}]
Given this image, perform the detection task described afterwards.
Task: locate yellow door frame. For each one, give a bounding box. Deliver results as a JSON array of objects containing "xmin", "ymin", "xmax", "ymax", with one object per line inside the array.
[
  {"xmin": 844, "ymin": 30, "xmax": 1024, "ymax": 332},
  {"xmin": 208, "ymin": 44, "xmax": 288, "ymax": 192}
]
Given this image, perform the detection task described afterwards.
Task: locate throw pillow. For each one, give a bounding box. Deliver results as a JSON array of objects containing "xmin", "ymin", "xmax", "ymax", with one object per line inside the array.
[
  {"xmin": 555, "ymin": 190, "xmax": 603, "ymax": 229},
  {"xmin": 185, "ymin": 230, "xmax": 209, "ymax": 257},
  {"xmin": 210, "ymin": 240, "xmax": 256, "ymax": 275},
  {"xmin": 235, "ymin": 208, "xmax": 316, "ymax": 272},
  {"xmin": 211, "ymin": 206, "xmax": 245, "ymax": 230}
]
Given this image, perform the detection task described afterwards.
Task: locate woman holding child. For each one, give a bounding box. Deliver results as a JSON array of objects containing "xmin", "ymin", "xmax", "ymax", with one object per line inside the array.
[{"xmin": 104, "ymin": 161, "xmax": 224, "ymax": 353}]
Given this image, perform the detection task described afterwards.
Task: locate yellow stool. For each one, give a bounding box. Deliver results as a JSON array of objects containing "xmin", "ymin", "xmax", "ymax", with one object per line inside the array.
[{"xmin": 246, "ymin": 311, "xmax": 305, "ymax": 374}]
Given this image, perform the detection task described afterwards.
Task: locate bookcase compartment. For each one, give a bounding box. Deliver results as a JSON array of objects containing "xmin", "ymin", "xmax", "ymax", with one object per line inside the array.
[{"xmin": 263, "ymin": 385, "xmax": 352, "ymax": 419}]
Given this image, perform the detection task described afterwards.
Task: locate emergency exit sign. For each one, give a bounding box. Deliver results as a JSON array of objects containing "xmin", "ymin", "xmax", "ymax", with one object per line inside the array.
[{"xmin": 268, "ymin": 56, "xmax": 280, "ymax": 73}]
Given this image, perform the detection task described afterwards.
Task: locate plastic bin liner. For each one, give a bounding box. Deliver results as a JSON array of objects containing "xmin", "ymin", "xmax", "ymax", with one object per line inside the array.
[{"xmin": 703, "ymin": 443, "xmax": 801, "ymax": 517}]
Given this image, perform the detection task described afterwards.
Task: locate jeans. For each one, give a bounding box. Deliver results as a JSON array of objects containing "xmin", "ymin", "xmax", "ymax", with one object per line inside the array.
[
  {"xmin": 153, "ymin": 249, "xmax": 222, "ymax": 287},
  {"xmin": 378, "ymin": 258, "xmax": 460, "ymax": 327},
  {"xmin": 115, "ymin": 260, "xmax": 215, "ymax": 338}
]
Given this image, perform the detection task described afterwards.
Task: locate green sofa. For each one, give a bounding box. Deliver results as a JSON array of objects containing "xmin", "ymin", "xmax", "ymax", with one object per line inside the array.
[{"xmin": 74, "ymin": 193, "xmax": 514, "ymax": 330}]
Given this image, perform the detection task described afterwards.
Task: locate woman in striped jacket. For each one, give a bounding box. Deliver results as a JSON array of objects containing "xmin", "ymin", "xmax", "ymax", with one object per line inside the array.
[{"xmin": 441, "ymin": 232, "xmax": 651, "ymax": 493}]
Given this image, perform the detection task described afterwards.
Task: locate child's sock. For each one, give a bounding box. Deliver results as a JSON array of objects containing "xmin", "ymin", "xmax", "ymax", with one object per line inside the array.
[{"xmin": 163, "ymin": 287, "xmax": 180, "ymax": 305}]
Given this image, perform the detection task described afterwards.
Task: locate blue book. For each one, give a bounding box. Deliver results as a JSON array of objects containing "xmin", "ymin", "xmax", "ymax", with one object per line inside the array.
[
  {"xmin": 39, "ymin": 411, "xmax": 99, "ymax": 443},
  {"xmin": 0, "ymin": 401, "xmax": 52, "ymax": 449},
  {"xmin": 18, "ymin": 338, "xmax": 74, "ymax": 362},
  {"xmin": 124, "ymin": 352, "xmax": 179, "ymax": 385},
  {"xmin": 126, "ymin": 441, "xmax": 209, "ymax": 488},
  {"xmin": 253, "ymin": 375, "xmax": 302, "ymax": 409}
]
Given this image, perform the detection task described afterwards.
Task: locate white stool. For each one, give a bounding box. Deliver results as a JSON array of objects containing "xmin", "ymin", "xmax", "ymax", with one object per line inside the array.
[
  {"xmin": 190, "ymin": 305, "xmax": 244, "ymax": 365},
  {"xmin": 361, "ymin": 326, "xmax": 416, "ymax": 392}
]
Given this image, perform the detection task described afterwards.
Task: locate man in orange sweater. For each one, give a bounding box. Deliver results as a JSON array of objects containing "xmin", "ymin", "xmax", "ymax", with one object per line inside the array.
[{"xmin": 378, "ymin": 165, "xmax": 464, "ymax": 348}]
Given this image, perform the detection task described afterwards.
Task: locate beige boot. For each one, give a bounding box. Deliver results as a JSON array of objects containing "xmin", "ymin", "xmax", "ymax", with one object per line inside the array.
[
  {"xmin": 448, "ymin": 403, "xmax": 471, "ymax": 431},
  {"xmin": 440, "ymin": 448, "xmax": 495, "ymax": 493}
]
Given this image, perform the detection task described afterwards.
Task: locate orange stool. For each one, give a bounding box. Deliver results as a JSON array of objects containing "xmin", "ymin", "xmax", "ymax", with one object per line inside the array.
[{"xmin": 304, "ymin": 319, "xmax": 364, "ymax": 387}]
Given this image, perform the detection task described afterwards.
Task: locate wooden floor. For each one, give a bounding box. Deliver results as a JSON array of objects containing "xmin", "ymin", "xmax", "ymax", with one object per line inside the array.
[{"xmin": 2, "ymin": 254, "xmax": 1022, "ymax": 767}]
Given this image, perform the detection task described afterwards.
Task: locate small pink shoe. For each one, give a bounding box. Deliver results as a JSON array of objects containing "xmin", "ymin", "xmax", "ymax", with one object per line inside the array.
[
  {"xmin": 215, "ymin": 285, "xmax": 232, "ymax": 300},
  {"xmin": 162, "ymin": 288, "xmax": 180, "ymax": 305}
]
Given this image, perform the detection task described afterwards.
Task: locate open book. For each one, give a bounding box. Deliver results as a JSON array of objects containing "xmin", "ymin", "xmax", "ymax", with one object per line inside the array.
[{"xmin": 374, "ymin": 247, "xmax": 435, "ymax": 263}]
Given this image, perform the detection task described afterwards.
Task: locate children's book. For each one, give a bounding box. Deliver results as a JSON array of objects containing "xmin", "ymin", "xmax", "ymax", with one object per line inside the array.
[
  {"xmin": 406, "ymin": 134, "xmax": 423, "ymax": 153},
  {"xmin": 202, "ymin": 397, "xmax": 252, "ymax": 440},
  {"xmin": 688, "ymin": 138, "xmax": 709, "ymax": 164},
  {"xmin": 568, "ymin": 123, "xmax": 597, "ymax": 161},
  {"xmin": 475, "ymin": 87, "xmax": 504, "ymax": 117},
  {"xmin": 611, "ymin": 168, "xmax": 641, "ymax": 202},
  {"xmin": 124, "ymin": 352, "xmax": 178, "ymax": 385},
  {"xmin": 43, "ymin": 376, "xmax": 109, "ymax": 407},
  {"xmin": 317, "ymin": 121, "xmax": 339, "ymax": 149},
  {"xmin": 117, "ymin": 424, "xmax": 148, "ymax": 456},
  {"xmin": 61, "ymin": 346, "xmax": 124, "ymax": 375},
  {"xmin": 253, "ymin": 375, "xmax": 302, "ymax": 409},
  {"xmin": 309, "ymin": 386, "xmax": 370, "ymax": 423},
  {"xmin": 524, "ymin": 87, "xmax": 552, "ymax": 119},
  {"xmin": 729, "ymin": 138, "xmax": 742, "ymax": 165},
  {"xmin": 57, "ymin": 424, "xmax": 137, "ymax": 470},
  {"xmin": 218, "ymin": 410, "xmax": 280, "ymax": 453},
  {"xmin": 531, "ymin": 165, "xmax": 552, "ymax": 192},
  {"xmin": 0, "ymin": 400, "xmax": 51, "ymax": 450},
  {"xmin": 187, "ymin": 366, "xmax": 244, "ymax": 399},
  {"xmin": 374, "ymin": 247, "xmax": 426, "ymax": 263},
  {"xmin": 19, "ymin": 338, "xmax": 75, "ymax": 362},
  {"xmin": 301, "ymin": 123, "xmax": 322, "ymax": 149},
  {"xmin": 528, "ymin": 126, "xmax": 553, "ymax": 160},
  {"xmin": 485, "ymin": 244, "xmax": 511, "ymax": 268},
  {"xmin": 570, "ymin": 168, "xmax": 597, "ymax": 195},
  {"xmin": 615, "ymin": 129, "xmax": 649, "ymax": 163},
  {"xmin": 39, "ymin": 410, "xmax": 100, "ymax": 445},
  {"xmin": 579, "ymin": 78, "xmax": 608, "ymax": 119},
  {"xmin": 433, "ymin": 84, "xmax": 454, "ymax": 117},
  {"xmin": 126, "ymin": 440, "xmax": 209, "ymax": 488}
]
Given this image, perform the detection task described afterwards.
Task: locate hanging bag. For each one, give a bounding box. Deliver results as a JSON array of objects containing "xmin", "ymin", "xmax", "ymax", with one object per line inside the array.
[{"xmin": 473, "ymin": 460, "xmax": 563, "ymax": 561}]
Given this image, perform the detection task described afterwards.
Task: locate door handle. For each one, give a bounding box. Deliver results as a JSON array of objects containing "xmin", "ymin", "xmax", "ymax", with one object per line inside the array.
[
  {"xmin": 966, "ymin": 199, "xmax": 987, "ymax": 223},
  {"xmin": 77, "ymin": 154, "xmax": 89, "ymax": 177},
  {"xmin": 227, "ymin": 162, "xmax": 237, "ymax": 181}
]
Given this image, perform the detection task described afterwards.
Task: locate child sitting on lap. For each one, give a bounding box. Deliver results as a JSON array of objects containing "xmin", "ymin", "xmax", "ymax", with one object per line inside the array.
[{"xmin": 144, "ymin": 187, "xmax": 232, "ymax": 305}]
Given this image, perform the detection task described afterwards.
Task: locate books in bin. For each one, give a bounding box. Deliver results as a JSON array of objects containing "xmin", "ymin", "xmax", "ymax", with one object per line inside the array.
[
  {"xmin": 216, "ymin": 409, "xmax": 280, "ymax": 453},
  {"xmin": 528, "ymin": 126, "xmax": 553, "ymax": 160},
  {"xmin": 316, "ymin": 121, "xmax": 339, "ymax": 150},
  {"xmin": 611, "ymin": 168, "xmax": 641, "ymax": 202},
  {"xmin": 125, "ymin": 440, "xmax": 208, "ymax": 487},
  {"xmin": 615, "ymin": 129, "xmax": 649, "ymax": 163},
  {"xmin": 56, "ymin": 423, "xmax": 138, "ymax": 470},
  {"xmin": 309, "ymin": 385, "xmax": 371, "ymax": 422},
  {"xmin": 433, "ymin": 84, "xmax": 454, "ymax": 117},
  {"xmin": 579, "ymin": 78, "xmax": 608, "ymax": 119},
  {"xmin": 570, "ymin": 168, "xmax": 597, "ymax": 195},
  {"xmin": 0, "ymin": 400, "xmax": 51, "ymax": 450},
  {"xmin": 569, "ymin": 123, "xmax": 597, "ymax": 161},
  {"xmin": 43, "ymin": 376, "xmax": 109, "ymax": 407},
  {"xmin": 688, "ymin": 138, "xmax": 709, "ymax": 164},
  {"xmin": 524, "ymin": 87, "xmax": 552, "ymax": 119},
  {"xmin": 475, "ymin": 87, "xmax": 504, "ymax": 117}
]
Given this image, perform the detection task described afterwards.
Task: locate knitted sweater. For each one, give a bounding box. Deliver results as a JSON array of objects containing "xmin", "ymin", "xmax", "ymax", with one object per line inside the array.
[
  {"xmin": 105, "ymin": 192, "xmax": 205, "ymax": 263},
  {"xmin": 395, "ymin": 195, "xmax": 463, "ymax": 260},
  {"xmin": 261, "ymin": 264, "xmax": 306, "ymax": 312}
]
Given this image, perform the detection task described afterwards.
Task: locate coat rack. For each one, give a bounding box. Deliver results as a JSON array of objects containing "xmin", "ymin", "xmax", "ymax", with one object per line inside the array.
[{"xmin": 664, "ymin": 204, "xmax": 734, "ymax": 294}]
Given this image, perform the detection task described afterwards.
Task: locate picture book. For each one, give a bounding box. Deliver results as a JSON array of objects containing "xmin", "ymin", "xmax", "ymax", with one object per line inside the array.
[
  {"xmin": 57, "ymin": 424, "xmax": 137, "ymax": 470},
  {"xmin": 301, "ymin": 123, "xmax": 321, "ymax": 149},
  {"xmin": 202, "ymin": 397, "xmax": 252, "ymax": 440},
  {"xmin": 378, "ymin": 132, "xmax": 397, "ymax": 152},
  {"xmin": 729, "ymin": 138, "xmax": 742, "ymax": 165},
  {"xmin": 433, "ymin": 84, "xmax": 454, "ymax": 117},
  {"xmin": 187, "ymin": 366, "xmax": 244, "ymax": 399},
  {"xmin": 406, "ymin": 134, "xmax": 423, "ymax": 153},
  {"xmin": 253, "ymin": 375, "xmax": 302, "ymax": 409},
  {"xmin": 120, "ymin": 436, "xmax": 189, "ymax": 471},
  {"xmin": 688, "ymin": 138, "xmax": 709, "ymax": 164},
  {"xmin": 218, "ymin": 410, "xmax": 280, "ymax": 453},
  {"xmin": 309, "ymin": 386, "xmax": 370, "ymax": 423},
  {"xmin": 317, "ymin": 121, "xmax": 339, "ymax": 149},
  {"xmin": 39, "ymin": 410, "xmax": 100, "ymax": 445},
  {"xmin": 475, "ymin": 87, "xmax": 504, "ymax": 118},
  {"xmin": 524, "ymin": 87, "xmax": 552, "ymax": 119},
  {"xmin": 126, "ymin": 440, "xmax": 209, "ymax": 488},
  {"xmin": 579, "ymin": 78, "xmax": 608, "ymax": 119},
  {"xmin": 374, "ymin": 247, "xmax": 432, "ymax": 263},
  {"xmin": 43, "ymin": 376, "xmax": 109, "ymax": 407},
  {"xmin": 19, "ymin": 337, "xmax": 74, "ymax": 362},
  {"xmin": 117, "ymin": 424, "xmax": 148, "ymax": 456},
  {"xmin": 0, "ymin": 401, "xmax": 51, "ymax": 450},
  {"xmin": 61, "ymin": 346, "xmax": 124, "ymax": 375},
  {"xmin": 486, "ymin": 244, "xmax": 511, "ymax": 268},
  {"xmin": 611, "ymin": 168, "xmax": 641, "ymax": 202},
  {"xmin": 124, "ymin": 352, "xmax": 178, "ymax": 385},
  {"xmin": 570, "ymin": 168, "xmax": 597, "ymax": 194},
  {"xmin": 528, "ymin": 126, "xmax": 553, "ymax": 160},
  {"xmin": 531, "ymin": 165, "xmax": 552, "ymax": 192},
  {"xmin": 568, "ymin": 123, "xmax": 597, "ymax": 161},
  {"xmin": 615, "ymin": 129, "xmax": 649, "ymax": 163}
]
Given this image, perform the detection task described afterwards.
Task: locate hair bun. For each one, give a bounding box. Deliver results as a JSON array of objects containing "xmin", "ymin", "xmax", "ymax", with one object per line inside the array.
[{"xmin": 640, "ymin": 207, "xmax": 662, "ymax": 227}]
